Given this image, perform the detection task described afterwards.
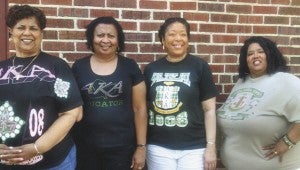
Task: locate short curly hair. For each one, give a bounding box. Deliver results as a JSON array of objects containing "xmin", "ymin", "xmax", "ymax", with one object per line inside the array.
[
  {"xmin": 6, "ymin": 4, "xmax": 46, "ymax": 30},
  {"xmin": 85, "ymin": 16, "xmax": 125, "ymax": 54}
]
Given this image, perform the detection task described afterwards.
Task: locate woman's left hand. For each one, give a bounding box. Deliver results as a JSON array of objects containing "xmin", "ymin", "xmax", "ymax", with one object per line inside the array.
[
  {"xmin": 204, "ymin": 144, "xmax": 217, "ymax": 170},
  {"xmin": 262, "ymin": 140, "xmax": 289, "ymax": 162},
  {"xmin": 131, "ymin": 147, "xmax": 146, "ymax": 170}
]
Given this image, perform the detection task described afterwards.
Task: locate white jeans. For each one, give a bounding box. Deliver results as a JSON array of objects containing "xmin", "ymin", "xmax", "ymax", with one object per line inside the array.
[{"xmin": 146, "ymin": 144, "xmax": 205, "ymax": 170}]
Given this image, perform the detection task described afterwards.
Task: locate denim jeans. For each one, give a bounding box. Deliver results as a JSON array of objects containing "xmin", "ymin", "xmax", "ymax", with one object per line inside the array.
[
  {"xmin": 0, "ymin": 145, "xmax": 76, "ymax": 170},
  {"xmin": 45, "ymin": 145, "xmax": 76, "ymax": 170}
]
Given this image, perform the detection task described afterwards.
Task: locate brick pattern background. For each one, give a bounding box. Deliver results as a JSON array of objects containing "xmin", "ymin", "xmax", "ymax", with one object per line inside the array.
[
  {"xmin": 7, "ymin": 0, "xmax": 300, "ymax": 104},
  {"xmin": 6, "ymin": 1, "xmax": 299, "ymax": 169}
]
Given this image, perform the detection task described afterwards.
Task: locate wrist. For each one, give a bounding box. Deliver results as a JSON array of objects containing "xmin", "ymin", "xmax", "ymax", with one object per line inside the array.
[
  {"xmin": 33, "ymin": 143, "xmax": 41, "ymax": 156},
  {"xmin": 282, "ymin": 134, "xmax": 296, "ymax": 149},
  {"xmin": 207, "ymin": 140, "xmax": 215, "ymax": 145},
  {"xmin": 136, "ymin": 144, "xmax": 146, "ymax": 149}
]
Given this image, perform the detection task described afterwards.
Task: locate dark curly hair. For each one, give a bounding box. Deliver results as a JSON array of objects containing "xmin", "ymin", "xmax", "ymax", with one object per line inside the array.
[
  {"xmin": 239, "ymin": 36, "xmax": 288, "ymax": 81},
  {"xmin": 6, "ymin": 4, "xmax": 46, "ymax": 30},
  {"xmin": 85, "ymin": 16, "xmax": 125, "ymax": 54},
  {"xmin": 158, "ymin": 17, "xmax": 190, "ymax": 44}
]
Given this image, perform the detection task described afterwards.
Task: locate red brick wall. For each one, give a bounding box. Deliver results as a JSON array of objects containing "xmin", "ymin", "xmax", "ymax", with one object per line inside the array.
[
  {"xmin": 8, "ymin": 0, "xmax": 300, "ymax": 104},
  {"xmin": 0, "ymin": 1, "xmax": 8, "ymax": 60}
]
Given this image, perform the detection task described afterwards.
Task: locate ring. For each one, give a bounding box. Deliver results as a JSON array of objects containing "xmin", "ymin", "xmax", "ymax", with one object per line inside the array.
[{"xmin": 273, "ymin": 151, "xmax": 278, "ymax": 155}]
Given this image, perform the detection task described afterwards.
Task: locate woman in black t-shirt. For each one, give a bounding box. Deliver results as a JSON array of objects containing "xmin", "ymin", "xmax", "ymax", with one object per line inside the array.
[
  {"xmin": 72, "ymin": 16, "xmax": 147, "ymax": 170},
  {"xmin": 0, "ymin": 4, "xmax": 83, "ymax": 169},
  {"xmin": 144, "ymin": 17, "xmax": 219, "ymax": 170}
]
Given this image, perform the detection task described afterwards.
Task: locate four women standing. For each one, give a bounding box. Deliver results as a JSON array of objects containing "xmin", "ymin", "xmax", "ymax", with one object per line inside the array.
[{"xmin": 2, "ymin": 4, "xmax": 299, "ymax": 170}]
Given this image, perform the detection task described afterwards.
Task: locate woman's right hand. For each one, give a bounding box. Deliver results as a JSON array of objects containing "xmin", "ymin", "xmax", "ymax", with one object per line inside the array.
[
  {"xmin": 204, "ymin": 144, "xmax": 217, "ymax": 170},
  {"xmin": 0, "ymin": 144, "xmax": 23, "ymax": 165}
]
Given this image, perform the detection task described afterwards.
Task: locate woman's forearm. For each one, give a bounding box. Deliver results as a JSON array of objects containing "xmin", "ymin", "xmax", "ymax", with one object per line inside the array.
[
  {"xmin": 132, "ymin": 82, "xmax": 147, "ymax": 145},
  {"xmin": 203, "ymin": 97, "xmax": 217, "ymax": 144},
  {"xmin": 34, "ymin": 106, "xmax": 82, "ymax": 154},
  {"xmin": 286, "ymin": 123, "xmax": 300, "ymax": 144}
]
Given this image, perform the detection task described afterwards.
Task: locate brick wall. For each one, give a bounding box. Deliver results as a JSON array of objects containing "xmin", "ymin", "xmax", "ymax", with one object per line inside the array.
[{"xmin": 8, "ymin": 0, "xmax": 300, "ymax": 104}]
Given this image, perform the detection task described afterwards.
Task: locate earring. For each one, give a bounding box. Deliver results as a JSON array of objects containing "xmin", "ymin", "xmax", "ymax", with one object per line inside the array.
[
  {"xmin": 8, "ymin": 32, "xmax": 12, "ymax": 40},
  {"xmin": 162, "ymin": 45, "xmax": 165, "ymax": 50}
]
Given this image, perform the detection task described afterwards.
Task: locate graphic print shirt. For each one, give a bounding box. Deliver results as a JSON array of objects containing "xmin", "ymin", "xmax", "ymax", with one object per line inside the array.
[
  {"xmin": 0, "ymin": 52, "xmax": 83, "ymax": 169},
  {"xmin": 217, "ymin": 72, "xmax": 300, "ymax": 170},
  {"xmin": 144, "ymin": 54, "xmax": 219, "ymax": 150},
  {"xmin": 72, "ymin": 55, "xmax": 144, "ymax": 149}
]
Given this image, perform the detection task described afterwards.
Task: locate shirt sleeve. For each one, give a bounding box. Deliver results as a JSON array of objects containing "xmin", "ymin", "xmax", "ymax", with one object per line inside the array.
[
  {"xmin": 284, "ymin": 91, "xmax": 300, "ymax": 123},
  {"xmin": 54, "ymin": 59, "xmax": 83, "ymax": 113},
  {"xmin": 198, "ymin": 61, "xmax": 219, "ymax": 101},
  {"xmin": 129, "ymin": 59, "xmax": 144, "ymax": 86}
]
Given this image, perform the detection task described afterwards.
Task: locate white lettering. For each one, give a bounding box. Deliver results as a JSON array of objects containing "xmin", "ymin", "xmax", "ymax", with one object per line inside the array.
[
  {"xmin": 29, "ymin": 109, "xmax": 45, "ymax": 137},
  {"xmin": 151, "ymin": 72, "xmax": 191, "ymax": 86}
]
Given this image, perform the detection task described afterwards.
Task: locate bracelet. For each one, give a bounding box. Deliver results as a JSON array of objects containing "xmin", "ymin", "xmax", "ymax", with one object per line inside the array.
[
  {"xmin": 207, "ymin": 140, "xmax": 215, "ymax": 145},
  {"xmin": 33, "ymin": 143, "xmax": 41, "ymax": 156},
  {"xmin": 282, "ymin": 135, "xmax": 296, "ymax": 149},
  {"xmin": 207, "ymin": 141, "xmax": 215, "ymax": 145},
  {"xmin": 136, "ymin": 144, "xmax": 146, "ymax": 148}
]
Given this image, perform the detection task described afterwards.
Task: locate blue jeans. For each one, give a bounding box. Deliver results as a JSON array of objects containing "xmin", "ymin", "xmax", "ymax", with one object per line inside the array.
[
  {"xmin": 0, "ymin": 145, "xmax": 76, "ymax": 170},
  {"xmin": 45, "ymin": 145, "xmax": 76, "ymax": 170}
]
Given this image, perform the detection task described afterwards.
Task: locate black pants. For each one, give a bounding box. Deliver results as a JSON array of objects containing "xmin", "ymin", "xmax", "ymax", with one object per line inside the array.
[{"xmin": 76, "ymin": 144, "xmax": 135, "ymax": 170}]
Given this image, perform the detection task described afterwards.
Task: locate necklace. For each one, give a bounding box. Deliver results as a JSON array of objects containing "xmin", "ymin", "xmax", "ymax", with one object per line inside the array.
[{"xmin": 12, "ymin": 52, "xmax": 40, "ymax": 80}]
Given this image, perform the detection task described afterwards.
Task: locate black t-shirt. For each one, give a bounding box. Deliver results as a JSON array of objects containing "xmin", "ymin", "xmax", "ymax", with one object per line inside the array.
[
  {"xmin": 144, "ymin": 54, "xmax": 219, "ymax": 149},
  {"xmin": 0, "ymin": 52, "xmax": 83, "ymax": 169},
  {"xmin": 72, "ymin": 55, "xmax": 144, "ymax": 149}
]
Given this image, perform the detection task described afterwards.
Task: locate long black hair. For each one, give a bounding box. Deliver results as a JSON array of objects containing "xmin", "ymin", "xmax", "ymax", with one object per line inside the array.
[{"xmin": 239, "ymin": 36, "xmax": 288, "ymax": 81}]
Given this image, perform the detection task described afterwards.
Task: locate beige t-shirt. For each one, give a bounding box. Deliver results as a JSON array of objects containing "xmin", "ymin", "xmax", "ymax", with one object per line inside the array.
[{"xmin": 217, "ymin": 72, "xmax": 300, "ymax": 170}]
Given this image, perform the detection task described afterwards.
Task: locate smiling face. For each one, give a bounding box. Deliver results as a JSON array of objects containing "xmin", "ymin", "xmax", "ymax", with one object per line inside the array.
[
  {"xmin": 93, "ymin": 24, "xmax": 118, "ymax": 58},
  {"xmin": 246, "ymin": 43, "xmax": 268, "ymax": 78},
  {"xmin": 162, "ymin": 22, "xmax": 189, "ymax": 59},
  {"xmin": 10, "ymin": 17, "xmax": 43, "ymax": 57}
]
